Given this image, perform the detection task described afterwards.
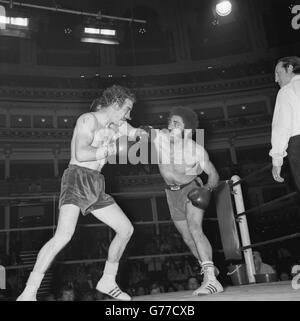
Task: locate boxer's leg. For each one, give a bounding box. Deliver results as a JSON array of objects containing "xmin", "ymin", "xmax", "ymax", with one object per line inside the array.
[
  {"xmin": 173, "ymin": 219, "xmax": 220, "ymax": 276},
  {"xmin": 92, "ymin": 203, "xmax": 133, "ymax": 301},
  {"xmin": 186, "ymin": 202, "xmax": 223, "ymax": 295},
  {"xmin": 173, "ymin": 219, "xmax": 202, "ymax": 260},
  {"xmin": 17, "ymin": 204, "xmax": 80, "ymax": 301}
]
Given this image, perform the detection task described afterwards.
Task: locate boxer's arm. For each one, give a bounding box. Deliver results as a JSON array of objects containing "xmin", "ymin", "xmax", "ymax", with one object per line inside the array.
[
  {"xmin": 269, "ymin": 88, "xmax": 293, "ymax": 167},
  {"xmin": 196, "ymin": 144, "xmax": 219, "ymax": 190},
  {"xmin": 118, "ymin": 121, "xmax": 147, "ymax": 141},
  {"xmin": 75, "ymin": 113, "xmax": 113, "ymax": 162}
]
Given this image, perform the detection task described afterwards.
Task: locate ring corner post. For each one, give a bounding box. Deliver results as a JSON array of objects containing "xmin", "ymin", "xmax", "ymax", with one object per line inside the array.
[
  {"xmin": 231, "ymin": 175, "xmax": 256, "ymax": 284},
  {"xmin": 0, "ymin": 265, "xmax": 6, "ymax": 290},
  {"xmin": 214, "ymin": 180, "xmax": 242, "ymax": 262}
]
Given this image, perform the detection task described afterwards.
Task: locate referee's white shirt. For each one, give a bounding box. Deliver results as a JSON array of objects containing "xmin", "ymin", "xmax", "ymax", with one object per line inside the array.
[{"xmin": 269, "ymin": 75, "xmax": 300, "ymax": 167}]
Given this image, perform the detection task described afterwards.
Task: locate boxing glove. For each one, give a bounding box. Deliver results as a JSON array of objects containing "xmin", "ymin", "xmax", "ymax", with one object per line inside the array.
[
  {"xmin": 115, "ymin": 135, "xmax": 135, "ymax": 157},
  {"xmin": 139, "ymin": 125, "xmax": 153, "ymax": 135},
  {"xmin": 138, "ymin": 125, "xmax": 157, "ymax": 141},
  {"xmin": 187, "ymin": 186, "xmax": 212, "ymax": 210}
]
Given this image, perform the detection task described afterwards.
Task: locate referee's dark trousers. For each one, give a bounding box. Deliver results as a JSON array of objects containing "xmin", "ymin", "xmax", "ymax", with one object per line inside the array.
[{"xmin": 287, "ymin": 134, "xmax": 300, "ymax": 195}]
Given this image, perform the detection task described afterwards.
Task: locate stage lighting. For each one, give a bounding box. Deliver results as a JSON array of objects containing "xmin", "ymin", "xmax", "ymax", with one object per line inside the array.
[
  {"xmin": 81, "ymin": 37, "xmax": 119, "ymax": 45},
  {"xmin": 0, "ymin": 5, "xmax": 32, "ymax": 38},
  {"xmin": 81, "ymin": 25, "xmax": 119, "ymax": 45},
  {"xmin": 216, "ymin": 1, "xmax": 232, "ymax": 17}
]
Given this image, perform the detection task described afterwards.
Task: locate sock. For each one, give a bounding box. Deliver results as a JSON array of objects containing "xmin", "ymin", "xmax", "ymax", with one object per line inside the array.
[
  {"xmin": 201, "ymin": 261, "xmax": 215, "ymax": 279},
  {"xmin": 22, "ymin": 271, "xmax": 44, "ymax": 297},
  {"xmin": 101, "ymin": 261, "xmax": 119, "ymax": 284}
]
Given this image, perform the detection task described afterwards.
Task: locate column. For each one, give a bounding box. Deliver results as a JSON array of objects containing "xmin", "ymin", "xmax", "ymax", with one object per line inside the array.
[
  {"xmin": 229, "ymin": 140, "xmax": 238, "ymax": 165},
  {"xmin": 53, "ymin": 145, "xmax": 60, "ymax": 178},
  {"xmin": 4, "ymin": 205, "xmax": 10, "ymax": 256},
  {"xmin": 4, "ymin": 145, "xmax": 11, "ymax": 179},
  {"xmin": 150, "ymin": 196, "xmax": 160, "ymax": 246},
  {"xmin": 19, "ymin": 38, "xmax": 37, "ymax": 65}
]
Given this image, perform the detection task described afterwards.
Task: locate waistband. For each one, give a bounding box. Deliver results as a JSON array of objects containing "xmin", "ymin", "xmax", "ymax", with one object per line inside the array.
[
  {"xmin": 68, "ymin": 164, "xmax": 102, "ymax": 175},
  {"xmin": 166, "ymin": 179, "xmax": 195, "ymax": 191}
]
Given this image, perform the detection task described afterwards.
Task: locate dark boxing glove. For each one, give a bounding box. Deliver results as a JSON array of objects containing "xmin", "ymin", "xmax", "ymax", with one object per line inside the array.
[
  {"xmin": 139, "ymin": 125, "xmax": 153, "ymax": 135},
  {"xmin": 187, "ymin": 186, "xmax": 212, "ymax": 210},
  {"xmin": 138, "ymin": 125, "xmax": 157, "ymax": 141}
]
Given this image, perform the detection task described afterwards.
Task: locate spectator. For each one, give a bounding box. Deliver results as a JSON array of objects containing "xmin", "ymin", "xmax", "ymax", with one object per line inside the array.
[
  {"xmin": 136, "ymin": 285, "xmax": 147, "ymax": 296},
  {"xmin": 94, "ymin": 291, "xmax": 104, "ymax": 301},
  {"xmin": 253, "ymin": 251, "xmax": 276, "ymax": 274},
  {"xmin": 81, "ymin": 290, "xmax": 94, "ymax": 301},
  {"xmin": 187, "ymin": 276, "xmax": 200, "ymax": 291},
  {"xmin": 57, "ymin": 284, "xmax": 76, "ymax": 301},
  {"xmin": 150, "ymin": 282, "xmax": 163, "ymax": 295},
  {"xmin": 173, "ymin": 282, "xmax": 185, "ymax": 291},
  {"xmin": 279, "ymin": 272, "xmax": 290, "ymax": 281},
  {"xmin": 166, "ymin": 284, "xmax": 176, "ymax": 292},
  {"xmin": 44, "ymin": 293, "xmax": 56, "ymax": 301}
]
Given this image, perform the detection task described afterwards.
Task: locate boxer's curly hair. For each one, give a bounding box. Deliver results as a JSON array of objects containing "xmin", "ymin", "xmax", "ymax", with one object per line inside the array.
[
  {"xmin": 277, "ymin": 56, "xmax": 300, "ymax": 74},
  {"xmin": 169, "ymin": 106, "xmax": 199, "ymax": 130},
  {"xmin": 90, "ymin": 85, "xmax": 136, "ymax": 111}
]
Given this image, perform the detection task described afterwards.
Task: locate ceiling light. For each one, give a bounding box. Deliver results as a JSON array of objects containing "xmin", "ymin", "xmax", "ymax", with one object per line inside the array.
[
  {"xmin": 10, "ymin": 17, "xmax": 28, "ymax": 27},
  {"xmin": 81, "ymin": 37, "xmax": 119, "ymax": 45},
  {"xmin": 216, "ymin": 1, "xmax": 232, "ymax": 17},
  {"xmin": 100, "ymin": 28, "xmax": 116, "ymax": 36},
  {"xmin": 84, "ymin": 27, "xmax": 100, "ymax": 35}
]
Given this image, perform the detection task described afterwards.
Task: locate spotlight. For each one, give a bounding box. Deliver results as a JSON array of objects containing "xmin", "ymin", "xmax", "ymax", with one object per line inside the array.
[
  {"xmin": 216, "ymin": 1, "xmax": 232, "ymax": 17},
  {"xmin": 138, "ymin": 27, "xmax": 146, "ymax": 34},
  {"xmin": 64, "ymin": 27, "xmax": 72, "ymax": 34},
  {"xmin": 100, "ymin": 28, "xmax": 116, "ymax": 36},
  {"xmin": 0, "ymin": 6, "xmax": 32, "ymax": 39},
  {"xmin": 81, "ymin": 25, "xmax": 119, "ymax": 45},
  {"xmin": 81, "ymin": 37, "xmax": 119, "ymax": 45}
]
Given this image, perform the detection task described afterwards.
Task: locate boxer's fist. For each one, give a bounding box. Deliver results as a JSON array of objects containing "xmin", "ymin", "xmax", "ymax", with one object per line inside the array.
[
  {"xmin": 139, "ymin": 125, "xmax": 157, "ymax": 141},
  {"xmin": 187, "ymin": 186, "xmax": 212, "ymax": 210}
]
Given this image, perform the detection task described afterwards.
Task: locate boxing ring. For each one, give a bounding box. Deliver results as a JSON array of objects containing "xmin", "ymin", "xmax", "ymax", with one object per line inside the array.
[
  {"xmin": 134, "ymin": 281, "xmax": 300, "ymax": 301},
  {"xmin": 1, "ymin": 163, "xmax": 300, "ymax": 301},
  {"xmin": 133, "ymin": 164, "xmax": 300, "ymax": 301}
]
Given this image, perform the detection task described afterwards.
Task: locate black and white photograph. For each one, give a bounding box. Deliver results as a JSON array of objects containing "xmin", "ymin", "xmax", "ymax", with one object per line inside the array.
[{"xmin": 0, "ymin": 0, "xmax": 300, "ymax": 307}]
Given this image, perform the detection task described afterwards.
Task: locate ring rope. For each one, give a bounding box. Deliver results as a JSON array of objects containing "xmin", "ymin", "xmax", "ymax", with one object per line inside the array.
[
  {"xmin": 235, "ymin": 191, "xmax": 297, "ymax": 219},
  {"xmin": 241, "ymin": 232, "xmax": 300, "ymax": 250},
  {"xmin": 231, "ymin": 163, "xmax": 272, "ymax": 187}
]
